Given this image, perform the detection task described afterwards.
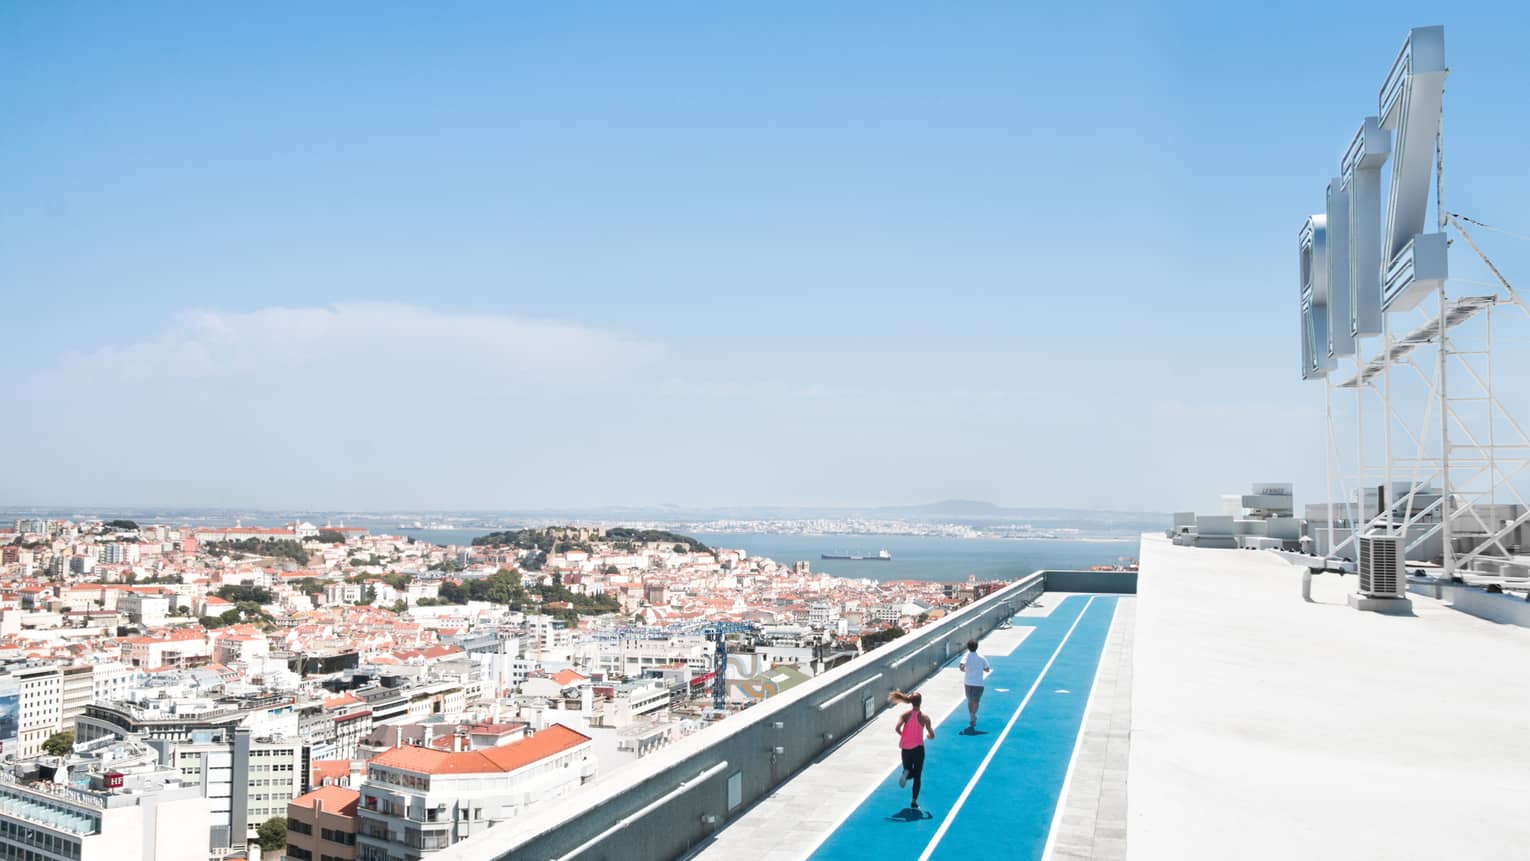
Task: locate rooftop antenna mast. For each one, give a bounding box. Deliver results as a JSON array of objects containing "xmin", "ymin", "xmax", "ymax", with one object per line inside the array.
[{"xmin": 1435, "ymin": 69, "xmax": 1452, "ymax": 580}]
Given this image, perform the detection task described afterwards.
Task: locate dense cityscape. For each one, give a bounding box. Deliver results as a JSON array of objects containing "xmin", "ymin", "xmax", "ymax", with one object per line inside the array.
[{"xmin": 0, "ymin": 516, "xmax": 1025, "ymax": 859}]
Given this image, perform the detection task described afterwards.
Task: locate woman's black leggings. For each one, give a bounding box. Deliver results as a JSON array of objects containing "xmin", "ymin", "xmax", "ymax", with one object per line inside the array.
[{"xmin": 901, "ymin": 745, "xmax": 925, "ymax": 802}]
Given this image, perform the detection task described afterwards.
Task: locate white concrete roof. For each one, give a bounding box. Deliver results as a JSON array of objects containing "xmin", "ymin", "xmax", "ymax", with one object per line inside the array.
[{"xmin": 1130, "ymin": 534, "xmax": 1530, "ymax": 860}]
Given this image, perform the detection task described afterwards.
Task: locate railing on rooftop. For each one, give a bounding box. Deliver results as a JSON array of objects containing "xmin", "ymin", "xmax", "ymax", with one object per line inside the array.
[
  {"xmin": 0, "ymin": 778, "xmax": 103, "ymax": 835},
  {"xmin": 431, "ymin": 571, "xmax": 1058, "ymax": 861}
]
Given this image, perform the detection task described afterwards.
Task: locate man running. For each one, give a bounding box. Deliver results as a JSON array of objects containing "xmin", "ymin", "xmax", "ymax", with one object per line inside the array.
[{"xmin": 959, "ymin": 639, "xmax": 991, "ymax": 733}]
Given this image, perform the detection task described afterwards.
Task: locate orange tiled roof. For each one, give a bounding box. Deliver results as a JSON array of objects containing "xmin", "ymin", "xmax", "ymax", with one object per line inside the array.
[
  {"xmin": 369, "ymin": 725, "xmax": 590, "ymax": 776},
  {"xmin": 289, "ymin": 785, "xmax": 359, "ymax": 816},
  {"xmin": 551, "ymin": 669, "xmax": 588, "ymax": 686},
  {"xmin": 310, "ymin": 759, "xmax": 354, "ymax": 786},
  {"xmin": 324, "ymin": 693, "xmax": 363, "ymax": 710}
]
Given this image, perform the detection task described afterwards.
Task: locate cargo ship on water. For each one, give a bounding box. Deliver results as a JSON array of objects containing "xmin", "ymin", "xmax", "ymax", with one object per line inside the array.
[{"xmin": 821, "ymin": 549, "xmax": 892, "ymax": 561}]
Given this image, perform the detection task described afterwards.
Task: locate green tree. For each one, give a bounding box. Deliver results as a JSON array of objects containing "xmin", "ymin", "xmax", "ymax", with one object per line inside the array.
[
  {"xmin": 390, "ymin": 599, "xmax": 407, "ymax": 614},
  {"xmin": 41, "ymin": 731, "xmax": 73, "ymax": 757},
  {"xmin": 203, "ymin": 539, "xmax": 308, "ymax": 565},
  {"xmin": 215, "ymin": 584, "xmax": 274, "ymax": 605},
  {"xmin": 296, "ymin": 577, "xmax": 328, "ymax": 595},
  {"xmin": 438, "ymin": 582, "xmax": 468, "ymax": 605},
  {"xmin": 199, "ymin": 615, "xmax": 226, "ymax": 629},
  {"xmin": 860, "ymin": 626, "xmax": 906, "ymax": 651},
  {"xmin": 104, "ymin": 520, "xmax": 139, "ymax": 531},
  {"xmin": 315, "ymin": 530, "xmax": 346, "ymax": 544},
  {"xmin": 482, "ymin": 570, "xmax": 523, "ymax": 607},
  {"xmin": 604, "ymin": 527, "xmax": 709, "ymax": 553},
  {"xmin": 358, "ymin": 586, "xmax": 377, "ymax": 606},
  {"xmin": 255, "ymin": 816, "xmax": 287, "ymax": 851},
  {"xmin": 219, "ymin": 608, "xmax": 242, "ymax": 626}
]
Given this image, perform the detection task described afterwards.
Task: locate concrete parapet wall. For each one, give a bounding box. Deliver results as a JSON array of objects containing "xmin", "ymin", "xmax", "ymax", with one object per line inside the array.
[
  {"xmin": 1409, "ymin": 580, "xmax": 1530, "ymax": 628},
  {"xmin": 433, "ymin": 574, "xmax": 1047, "ymax": 861},
  {"xmin": 1041, "ymin": 570, "xmax": 1138, "ymax": 594}
]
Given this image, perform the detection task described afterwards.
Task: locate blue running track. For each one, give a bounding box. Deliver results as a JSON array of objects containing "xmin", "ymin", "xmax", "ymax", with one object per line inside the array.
[{"xmin": 808, "ymin": 595, "xmax": 1118, "ymax": 861}]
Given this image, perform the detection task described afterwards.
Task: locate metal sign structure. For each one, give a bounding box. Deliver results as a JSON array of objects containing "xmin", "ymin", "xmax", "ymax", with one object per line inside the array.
[{"xmin": 1299, "ymin": 26, "xmax": 1530, "ymax": 579}]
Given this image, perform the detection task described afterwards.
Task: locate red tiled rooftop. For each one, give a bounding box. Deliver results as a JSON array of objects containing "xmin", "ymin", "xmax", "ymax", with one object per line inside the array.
[
  {"xmin": 551, "ymin": 669, "xmax": 589, "ymax": 686},
  {"xmin": 289, "ymin": 785, "xmax": 360, "ymax": 816},
  {"xmin": 311, "ymin": 759, "xmax": 355, "ymax": 785},
  {"xmin": 369, "ymin": 725, "xmax": 590, "ymax": 776},
  {"xmin": 324, "ymin": 693, "xmax": 363, "ymax": 710}
]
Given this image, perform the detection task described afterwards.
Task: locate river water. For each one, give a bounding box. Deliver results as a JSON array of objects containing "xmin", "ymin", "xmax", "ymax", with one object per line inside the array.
[
  {"xmin": 694, "ymin": 532, "xmax": 1140, "ymax": 582},
  {"xmin": 381, "ymin": 528, "xmax": 1139, "ymax": 583}
]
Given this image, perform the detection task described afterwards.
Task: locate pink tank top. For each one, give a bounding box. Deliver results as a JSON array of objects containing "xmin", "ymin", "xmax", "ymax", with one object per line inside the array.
[{"xmin": 900, "ymin": 708, "xmax": 925, "ymax": 749}]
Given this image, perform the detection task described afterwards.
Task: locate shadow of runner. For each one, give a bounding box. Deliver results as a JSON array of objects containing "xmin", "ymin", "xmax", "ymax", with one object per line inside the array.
[{"xmin": 886, "ymin": 808, "xmax": 934, "ymax": 823}]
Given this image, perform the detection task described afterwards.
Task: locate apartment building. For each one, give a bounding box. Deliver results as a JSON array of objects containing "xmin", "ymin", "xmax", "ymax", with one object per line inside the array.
[
  {"xmin": 154, "ymin": 728, "xmax": 305, "ymax": 852},
  {"xmin": 59, "ymin": 666, "xmax": 95, "ymax": 729},
  {"xmin": 356, "ymin": 725, "xmax": 594, "ymax": 861},
  {"xmin": 89, "ymin": 664, "xmax": 132, "ymax": 710},
  {"xmin": 574, "ymin": 635, "xmax": 710, "ymax": 679},
  {"xmin": 118, "ymin": 630, "xmax": 210, "ymax": 668},
  {"xmin": 287, "ymin": 785, "xmax": 359, "ymax": 861},
  {"xmin": 14, "ymin": 665, "xmax": 62, "ymax": 759},
  {"xmin": 807, "ymin": 601, "xmax": 839, "ymax": 629},
  {"xmin": 116, "ymin": 593, "xmax": 171, "ymax": 628}
]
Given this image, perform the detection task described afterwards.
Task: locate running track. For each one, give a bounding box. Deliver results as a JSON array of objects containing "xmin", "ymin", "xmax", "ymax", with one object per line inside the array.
[{"xmin": 807, "ymin": 595, "xmax": 1118, "ymax": 861}]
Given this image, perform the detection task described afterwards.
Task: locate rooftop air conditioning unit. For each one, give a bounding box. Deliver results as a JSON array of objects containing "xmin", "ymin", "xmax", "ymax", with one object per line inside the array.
[{"xmin": 1358, "ymin": 533, "xmax": 1403, "ymax": 599}]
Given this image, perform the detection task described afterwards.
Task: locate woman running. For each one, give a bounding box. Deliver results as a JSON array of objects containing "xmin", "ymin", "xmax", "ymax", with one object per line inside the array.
[{"xmin": 890, "ymin": 690, "xmax": 935, "ymax": 809}]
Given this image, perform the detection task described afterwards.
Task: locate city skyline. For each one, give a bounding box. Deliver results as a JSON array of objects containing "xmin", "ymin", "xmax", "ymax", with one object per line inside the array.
[{"xmin": 6, "ymin": 4, "xmax": 1529, "ymax": 512}]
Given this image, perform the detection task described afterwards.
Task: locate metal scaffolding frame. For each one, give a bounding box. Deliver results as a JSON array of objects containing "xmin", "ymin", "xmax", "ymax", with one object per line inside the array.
[{"xmin": 1322, "ymin": 218, "xmax": 1530, "ymax": 576}]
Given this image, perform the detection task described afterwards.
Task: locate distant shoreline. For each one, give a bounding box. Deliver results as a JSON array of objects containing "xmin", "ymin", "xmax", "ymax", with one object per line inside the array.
[{"xmin": 688, "ymin": 530, "xmax": 1142, "ymax": 542}]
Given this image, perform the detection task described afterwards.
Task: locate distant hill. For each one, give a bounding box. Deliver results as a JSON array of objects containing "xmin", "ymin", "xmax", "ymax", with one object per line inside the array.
[
  {"xmin": 1, "ymin": 501, "xmax": 1171, "ymax": 529},
  {"xmin": 879, "ymin": 499, "xmax": 1005, "ymax": 516}
]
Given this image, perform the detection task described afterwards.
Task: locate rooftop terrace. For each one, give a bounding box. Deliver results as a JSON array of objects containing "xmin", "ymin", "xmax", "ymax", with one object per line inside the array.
[
  {"xmin": 433, "ymin": 540, "xmax": 1530, "ymax": 859},
  {"xmin": 1128, "ymin": 534, "xmax": 1530, "ymax": 860}
]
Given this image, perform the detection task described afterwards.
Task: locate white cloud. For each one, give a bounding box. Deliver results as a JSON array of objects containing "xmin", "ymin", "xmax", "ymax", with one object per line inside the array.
[{"xmin": 35, "ymin": 302, "xmax": 663, "ymax": 386}]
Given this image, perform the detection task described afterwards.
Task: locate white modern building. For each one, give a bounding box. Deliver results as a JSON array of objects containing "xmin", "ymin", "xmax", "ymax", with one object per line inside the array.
[
  {"xmin": 88, "ymin": 664, "xmax": 132, "ymax": 711},
  {"xmin": 59, "ymin": 666, "xmax": 94, "ymax": 729},
  {"xmin": 153, "ymin": 727, "xmax": 304, "ymax": 852},
  {"xmin": 14, "ymin": 665, "xmax": 62, "ymax": 759},
  {"xmin": 356, "ymin": 724, "xmax": 594, "ymax": 860},
  {"xmin": 0, "ymin": 770, "xmax": 208, "ymax": 861},
  {"xmin": 116, "ymin": 593, "xmax": 171, "ymax": 628},
  {"xmin": 574, "ymin": 636, "xmax": 710, "ymax": 679}
]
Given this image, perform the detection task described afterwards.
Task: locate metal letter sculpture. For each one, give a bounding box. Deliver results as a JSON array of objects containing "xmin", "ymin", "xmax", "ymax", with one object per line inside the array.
[
  {"xmin": 1300, "ymin": 25, "xmax": 1446, "ymax": 375},
  {"xmin": 1299, "ymin": 215, "xmax": 1334, "ymax": 380},
  {"xmin": 1378, "ymin": 25, "xmax": 1447, "ymax": 311}
]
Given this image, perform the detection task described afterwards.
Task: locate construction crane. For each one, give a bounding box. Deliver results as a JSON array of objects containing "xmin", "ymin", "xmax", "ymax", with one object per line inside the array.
[{"xmin": 701, "ymin": 622, "xmax": 754, "ymax": 712}]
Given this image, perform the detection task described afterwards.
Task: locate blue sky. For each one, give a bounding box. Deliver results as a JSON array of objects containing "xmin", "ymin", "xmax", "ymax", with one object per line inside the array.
[{"xmin": 4, "ymin": 3, "xmax": 1528, "ymax": 511}]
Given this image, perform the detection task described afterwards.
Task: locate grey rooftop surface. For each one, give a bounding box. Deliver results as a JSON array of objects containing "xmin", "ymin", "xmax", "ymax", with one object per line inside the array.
[{"xmin": 1130, "ymin": 534, "xmax": 1530, "ymax": 860}]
